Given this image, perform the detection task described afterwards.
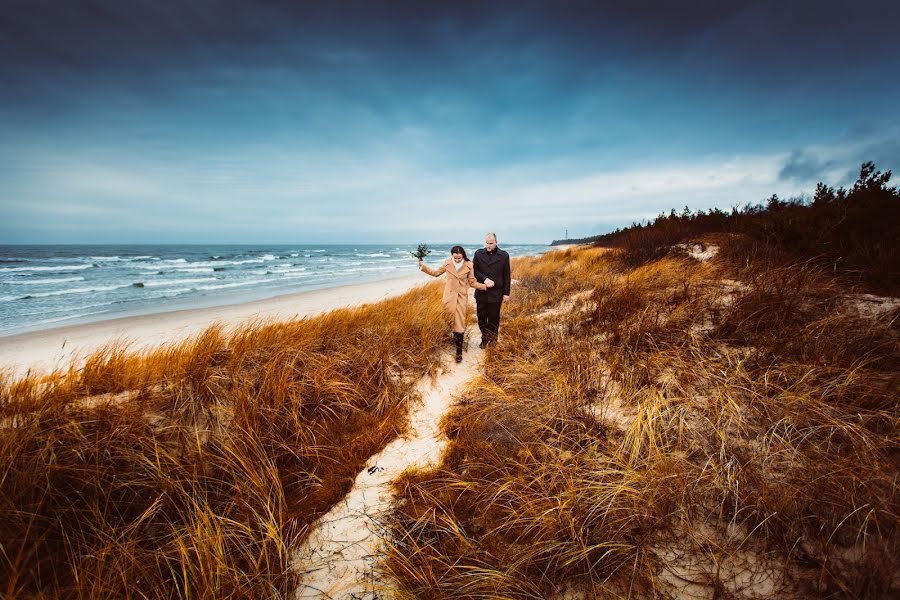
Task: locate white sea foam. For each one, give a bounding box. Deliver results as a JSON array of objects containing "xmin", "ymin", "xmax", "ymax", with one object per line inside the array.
[
  {"xmin": 134, "ymin": 265, "xmax": 216, "ymax": 272},
  {"xmin": 252, "ymin": 266, "xmax": 307, "ymax": 275},
  {"xmin": 356, "ymin": 252, "xmax": 390, "ymax": 258},
  {"xmin": 23, "ymin": 309, "xmax": 115, "ymax": 329},
  {"xmin": 0, "ymin": 264, "xmax": 93, "ymax": 273},
  {"xmin": 152, "ymin": 287, "xmax": 194, "ymax": 298},
  {"xmin": 338, "ymin": 265, "xmax": 403, "ymax": 274},
  {"xmin": 11, "ymin": 283, "xmax": 130, "ymax": 300},
  {"xmin": 171, "ymin": 267, "xmax": 217, "ymax": 273},
  {"xmin": 140, "ymin": 277, "xmax": 219, "ymax": 287},
  {"xmin": 14, "ymin": 300, "xmax": 118, "ymax": 319},
  {"xmin": 174, "ymin": 259, "xmax": 265, "ymax": 268},
  {"xmin": 3, "ymin": 276, "xmax": 86, "ymax": 285},
  {"xmin": 194, "ymin": 278, "xmax": 278, "ymax": 291},
  {"xmin": 90, "ymin": 255, "xmax": 157, "ymax": 262}
]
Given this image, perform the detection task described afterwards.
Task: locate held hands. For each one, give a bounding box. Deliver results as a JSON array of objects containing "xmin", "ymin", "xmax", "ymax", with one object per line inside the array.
[{"xmin": 484, "ymin": 277, "xmax": 495, "ymax": 288}]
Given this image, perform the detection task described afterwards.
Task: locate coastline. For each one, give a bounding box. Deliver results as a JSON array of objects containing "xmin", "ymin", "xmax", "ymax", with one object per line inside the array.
[{"xmin": 0, "ymin": 273, "xmax": 425, "ymax": 378}]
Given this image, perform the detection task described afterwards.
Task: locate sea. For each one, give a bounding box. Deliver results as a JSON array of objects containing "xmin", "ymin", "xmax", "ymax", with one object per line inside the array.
[{"xmin": 0, "ymin": 244, "xmax": 550, "ymax": 336}]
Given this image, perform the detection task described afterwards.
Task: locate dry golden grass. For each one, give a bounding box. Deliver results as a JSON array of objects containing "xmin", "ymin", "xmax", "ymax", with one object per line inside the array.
[
  {"xmin": 0, "ymin": 282, "xmax": 448, "ymax": 598},
  {"xmin": 385, "ymin": 239, "xmax": 899, "ymax": 599}
]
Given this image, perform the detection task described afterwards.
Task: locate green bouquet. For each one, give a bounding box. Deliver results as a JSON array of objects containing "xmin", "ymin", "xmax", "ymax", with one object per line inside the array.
[{"xmin": 409, "ymin": 244, "xmax": 432, "ymax": 260}]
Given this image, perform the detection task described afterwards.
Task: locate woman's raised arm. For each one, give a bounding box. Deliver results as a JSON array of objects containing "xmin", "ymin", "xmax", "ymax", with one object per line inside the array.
[{"xmin": 419, "ymin": 260, "xmax": 445, "ymax": 277}]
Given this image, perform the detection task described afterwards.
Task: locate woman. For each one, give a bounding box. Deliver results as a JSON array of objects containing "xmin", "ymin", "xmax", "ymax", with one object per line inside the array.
[{"xmin": 419, "ymin": 246, "xmax": 494, "ymax": 362}]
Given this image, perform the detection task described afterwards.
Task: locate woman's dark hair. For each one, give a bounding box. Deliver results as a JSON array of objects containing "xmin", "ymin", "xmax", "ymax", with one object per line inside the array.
[{"xmin": 450, "ymin": 245, "xmax": 468, "ymax": 261}]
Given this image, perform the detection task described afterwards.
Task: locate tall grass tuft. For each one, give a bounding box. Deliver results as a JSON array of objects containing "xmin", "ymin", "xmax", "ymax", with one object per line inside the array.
[
  {"xmin": 1, "ymin": 282, "xmax": 447, "ymax": 598},
  {"xmin": 385, "ymin": 243, "xmax": 899, "ymax": 598}
]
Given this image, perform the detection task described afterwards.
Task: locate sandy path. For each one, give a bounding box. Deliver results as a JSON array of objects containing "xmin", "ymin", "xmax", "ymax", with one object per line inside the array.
[{"xmin": 293, "ymin": 328, "xmax": 483, "ymax": 599}]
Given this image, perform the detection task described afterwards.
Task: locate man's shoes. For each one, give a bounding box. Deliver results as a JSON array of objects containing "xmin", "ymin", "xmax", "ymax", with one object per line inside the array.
[{"xmin": 455, "ymin": 349, "xmax": 463, "ymax": 363}]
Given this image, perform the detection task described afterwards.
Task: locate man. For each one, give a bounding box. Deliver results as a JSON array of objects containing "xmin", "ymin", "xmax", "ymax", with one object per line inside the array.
[{"xmin": 472, "ymin": 232, "xmax": 510, "ymax": 348}]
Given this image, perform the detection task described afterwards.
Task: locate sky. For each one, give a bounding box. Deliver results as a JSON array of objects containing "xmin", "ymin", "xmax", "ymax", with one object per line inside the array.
[{"xmin": 1, "ymin": 0, "xmax": 899, "ymax": 244}]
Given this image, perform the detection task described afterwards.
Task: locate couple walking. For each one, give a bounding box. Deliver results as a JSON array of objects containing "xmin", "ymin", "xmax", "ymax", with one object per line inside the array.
[{"xmin": 418, "ymin": 233, "xmax": 511, "ymax": 363}]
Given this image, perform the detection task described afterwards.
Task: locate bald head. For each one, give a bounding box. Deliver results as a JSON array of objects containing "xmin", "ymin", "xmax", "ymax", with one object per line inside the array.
[{"xmin": 484, "ymin": 233, "xmax": 497, "ymax": 251}]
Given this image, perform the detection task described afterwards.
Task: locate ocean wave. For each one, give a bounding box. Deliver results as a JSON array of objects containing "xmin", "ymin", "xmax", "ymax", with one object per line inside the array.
[
  {"xmin": 171, "ymin": 267, "xmax": 217, "ymax": 273},
  {"xmin": 13, "ymin": 300, "xmax": 118, "ymax": 319},
  {"xmin": 139, "ymin": 277, "xmax": 219, "ymax": 287},
  {"xmin": 381, "ymin": 257, "xmax": 415, "ymax": 263},
  {"xmin": 3, "ymin": 276, "xmax": 86, "ymax": 285},
  {"xmin": 18, "ymin": 309, "xmax": 116, "ymax": 329},
  {"xmin": 355, "ymin": 252, "xmax": 391, "ymax": 258},
  {"xmin": 368, "ymin": 265, "xmax": 405, "ymax": 271},
  {"xmin": 134, "ymin": 265, "xmax": 216, "ymax": 272},
  {"xmin": 269, "ymin": 265, "xmax": 308, "ymax": 272},
  {"xmin": 90, "ymin": 255, "xmax": 158, "ymax": 262},
  {"xmin": 151, "ymin": 287, "xmax": 194, "ymax": 298},
  {"xmin": 169, "ymin": 259, "xmax": 266, "ymax": 268},
  {"xmin": 194, "ymin": 278, "xmax": 278, "ymax": 291},
  {"xmin": 5, "ymin": 283, "xmax": 130, "ymax": 300},
  {"xmin": 0, "ymin": 264, "xmax": 93, "ymax": 273},
  {"xmin": 336, "ymin": 265, "xmax": 404, "ymax": 275}
]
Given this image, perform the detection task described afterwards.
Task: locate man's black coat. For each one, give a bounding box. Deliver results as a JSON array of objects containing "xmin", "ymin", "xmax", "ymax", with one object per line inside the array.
[{"xmin": 473, "ymin": 247, "xmax": 510, "ymax": 304}]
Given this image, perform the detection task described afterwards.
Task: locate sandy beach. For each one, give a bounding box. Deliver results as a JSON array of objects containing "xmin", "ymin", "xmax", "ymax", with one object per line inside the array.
[{"xmin": 0, "ymin": 273, "xmax": 425, "ymax": 378}]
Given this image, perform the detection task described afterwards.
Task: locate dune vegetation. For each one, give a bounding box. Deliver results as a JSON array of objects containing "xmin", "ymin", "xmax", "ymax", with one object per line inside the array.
[
  {"xmin": 0, "ymin": 283, "xmax": 448, "ymax": 598},
  {"xmin": 385, "ymin": 240, "xmax": 898, "ymax": 599},
  {"xmin": 385, "ymin": 166, "xmax": 899, "ymax": 599},
  {"xmin": 561, "ymin": 162, "xmax": 899, "ymax": 295}
]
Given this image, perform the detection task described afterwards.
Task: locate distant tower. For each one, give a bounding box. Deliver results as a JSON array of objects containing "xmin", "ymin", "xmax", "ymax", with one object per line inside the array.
[{"xmin": 565, "ymin": 228, "xmax": 568, "ymax": 240}]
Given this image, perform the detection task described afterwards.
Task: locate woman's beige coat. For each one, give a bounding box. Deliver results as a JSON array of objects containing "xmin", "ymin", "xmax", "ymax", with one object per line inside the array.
[{"xmin": 420, "ymin": 258, "xmax": 487, "ymax": 333}]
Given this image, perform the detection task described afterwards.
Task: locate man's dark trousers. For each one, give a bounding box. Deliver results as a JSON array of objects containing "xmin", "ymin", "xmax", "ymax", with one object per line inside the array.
[{"xmin": 476, "ymin": 301, "xmax": 502, "ymax": 345}]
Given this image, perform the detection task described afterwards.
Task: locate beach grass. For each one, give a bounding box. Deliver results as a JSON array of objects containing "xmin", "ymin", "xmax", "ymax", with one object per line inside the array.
[
  {"xmin": 0, "ymin": 282, "xmax": 447, "ymax": 598},
  {"xmin": 1, "ymin": 218, "xmax": 897, "ymax": 598},
  {"xmin": 384, "ymin": 239, "xmax": 899, "ymax": 598}
]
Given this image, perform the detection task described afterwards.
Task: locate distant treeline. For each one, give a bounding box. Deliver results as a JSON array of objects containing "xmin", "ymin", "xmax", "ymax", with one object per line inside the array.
[{"xmin": 554, "ymin": 162, "xmax": 899, "ymax": 293}]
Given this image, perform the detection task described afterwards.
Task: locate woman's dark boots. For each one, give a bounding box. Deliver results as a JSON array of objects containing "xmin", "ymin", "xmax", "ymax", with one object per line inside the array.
[{"xmin": 454, "ymin": 332, "xmax": 464, "ymax": 363}]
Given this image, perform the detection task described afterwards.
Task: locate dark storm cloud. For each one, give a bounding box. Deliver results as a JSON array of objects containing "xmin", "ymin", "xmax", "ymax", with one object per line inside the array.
[
  {"xmin": 3, "ymin": 1, "xmax": 899, "ymax": 101},
  {"xmin": 839, "ymin": 137, "xmax": 900, "ymax": 185},
  {"xmin": 778, "ymin": 150, "xmax": 839, "ymax": 183},
  {"xmin": 779, "ymin": 133, "xmax": 900, "ymax": 185}
]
